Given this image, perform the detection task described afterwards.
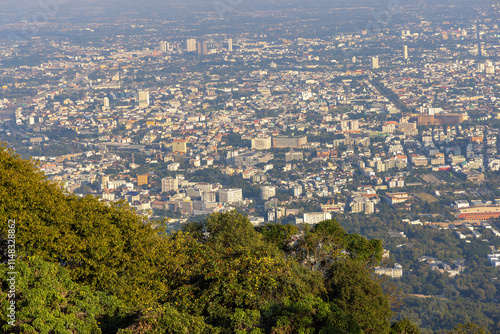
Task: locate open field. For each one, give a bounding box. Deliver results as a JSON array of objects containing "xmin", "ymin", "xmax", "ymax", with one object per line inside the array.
[{"xmin": 415, "ymin": 192, "xmax": 439, "ymax": 203}]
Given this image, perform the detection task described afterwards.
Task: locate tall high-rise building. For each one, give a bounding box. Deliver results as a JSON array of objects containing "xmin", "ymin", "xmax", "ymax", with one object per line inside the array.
[
  {"xmin": 186, "ymin": 38, "xmax": 197, "ymax": 52},
  {"xmin": 350, "ymin": 119, "xmax": 359, "ymax": 131},
  {"xmin": 138, "ymin": 91, "xmax": 149, "ymax": 108},
  {"xmin": 103, "ymin": 97, "xmax": 110, "ymax": 108},
  {"xmin": 476, "ymin": 23, "xmax": 482, "ymax": 58},
  {"xmin": 371, "ymin": 56, "xmax": 379, "ymax": 69},
  {"xmin": 202, "ymin": 41, "xmax": 208, "ymax": 55},
  {"xmin": 292, "ymin": 185, "xmax": 302, "ymax": 197},
  {"xmin": 219, "ymin": 188, "xmax": 243, "ymax": 203},
  {"xmin": 100, "ymin": 175, "xmax": 109, "ymax": 190},
  {"xmin": 341, "ymin": 120, "xmax": 359, "ymax": 132},
  {"xmin": 161, "ymin": 177, "xmax": 178, "ymax": 193},
  {"xmin": 137, "ymin": 174, "xmax": 148, "ymax": 186},
  {"xmin": 227, "ymin": 38, "xmax": 233, "ymax": 52},
  {"xmin": 160, "ymin": 41, "xmax": 168, "ymax": 53},
  {"xmin": 340, "ymin": 120, "xmax": 349, "ymax": 132},
  {"xmin": 197, "ymin": 41, "xmax": 208, "ymax": 55},
  {"xmin": 261, "ymin": 186, "xmax": 276, "ymax": 200},
  {"xmin": 403, "ymin": 45, "xmax": 408, "ymax": 60}
]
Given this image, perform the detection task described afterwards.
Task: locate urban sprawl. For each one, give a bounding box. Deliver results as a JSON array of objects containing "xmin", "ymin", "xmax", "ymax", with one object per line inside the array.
[{"xmin": 1, "ymin": 2, "xmax": 500, "ymax": 279}]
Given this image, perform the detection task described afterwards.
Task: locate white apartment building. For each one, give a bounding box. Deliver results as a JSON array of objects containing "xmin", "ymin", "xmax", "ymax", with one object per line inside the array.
[{"xmin": 219, "ymin": 188, "xmax": 243, "ymax": 203}]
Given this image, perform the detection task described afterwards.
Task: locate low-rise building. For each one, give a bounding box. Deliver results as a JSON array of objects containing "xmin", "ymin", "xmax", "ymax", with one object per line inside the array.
[
  {"xmin": 385, "ymin": 192, "xmax": 412, "ymax": 206},
  {"xmin": 303, "ymin": 212, "xmax": 332, "ymax": 225},
  {"xmin": 375, "ymin": 264, "xmax": 403, "ymax": 278}
]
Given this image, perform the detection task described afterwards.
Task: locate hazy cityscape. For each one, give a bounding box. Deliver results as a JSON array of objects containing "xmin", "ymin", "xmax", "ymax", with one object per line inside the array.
[{"xmin": 1, "ymin": 0, "xmax": 500, "ymax": 333}]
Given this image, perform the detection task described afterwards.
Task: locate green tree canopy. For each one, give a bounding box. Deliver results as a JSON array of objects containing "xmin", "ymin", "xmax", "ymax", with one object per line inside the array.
[
  {"xmin": 449, "ymin": 323, "xmax": 491, "ymax": 334},
  {"xmin": 0, "ymin": 257, "xmax": 127, "ymax": 334},
  {"xmin": 390, "ymin": 319, "xmax": 421, "ymax": 334},
  {"xmin": 325, "ymin": 259, "xmax": 393, "ymax": 334}
]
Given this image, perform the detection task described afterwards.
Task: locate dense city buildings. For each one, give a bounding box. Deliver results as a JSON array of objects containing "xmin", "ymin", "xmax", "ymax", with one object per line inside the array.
[{"xmin": 0, "ymin": 0, "xmax": 499, "ymax": 330}]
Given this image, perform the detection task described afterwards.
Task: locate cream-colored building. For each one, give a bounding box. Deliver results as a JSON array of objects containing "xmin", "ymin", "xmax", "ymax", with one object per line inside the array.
[
  {"xmin": 303, "ymin": 212, "xmax": 332, "ymax": 225},
  {"xmin": 186, "ymin": 38, "xmax": 197, "ymax": 52},
  {"xmin": 375, "ymin": 264, "xmax": 403, "ymax": 278},
  {"xmin": 251, "ymin": 136, "xmax": 272, "ymax": 150},
  {"xmin": 172, "ymin": 139, "xmax": 187, "ymax": 153},
  {"xmin": 261, "ymin": 186, "xmax": 276, "ymax": 200},
  {"xmin": 138, "ymin": 91, "xmax": 149, "ymax": 108},
  {"xmin": 219, "ymin": 188, "xmax": 243, "ymax": 203}
]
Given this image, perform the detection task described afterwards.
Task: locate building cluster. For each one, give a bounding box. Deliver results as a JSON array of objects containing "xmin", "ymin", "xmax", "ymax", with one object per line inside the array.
[
  {"xmin": 487, "ymin": 252, "xmax": 500, "ymax": 268},
  {"xmin": 0, "ymin": 1, "xmax": 499, "ymax": 292},
  {"xmin": 418, "ymin": 256, "xmax": 466, "ymax": 278},
  {"xmin": 0, "ymin": 8, "xmax": 498, "ymax": 239}
]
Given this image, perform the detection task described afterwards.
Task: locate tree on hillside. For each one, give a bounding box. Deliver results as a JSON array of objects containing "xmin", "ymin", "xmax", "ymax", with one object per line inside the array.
[
  {"xmin": 449, "ymin": 323, "xmax": 491, "ymax": 334},
  {"xmin": 390, "ymin": 319, "xmax": 421, "ymax": 334},
  {"xmin": 326, "ymin": 259, "xmax": 392, "ymax": 334},
  {"xmin": 0, "ymin": 257, "xmax": 129, "ymax": 334}
]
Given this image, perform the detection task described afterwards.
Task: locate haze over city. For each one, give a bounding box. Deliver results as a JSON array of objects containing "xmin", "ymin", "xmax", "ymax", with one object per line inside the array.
[{"xmin": 0, "ymin": 0, "xmax": 499, "ymax": 333}]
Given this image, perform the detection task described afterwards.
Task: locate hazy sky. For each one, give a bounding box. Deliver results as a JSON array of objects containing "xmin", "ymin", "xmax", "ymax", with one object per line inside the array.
[{"xmin": 0, "ymin": 0, "xmax": 492, "ymax": 11}]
